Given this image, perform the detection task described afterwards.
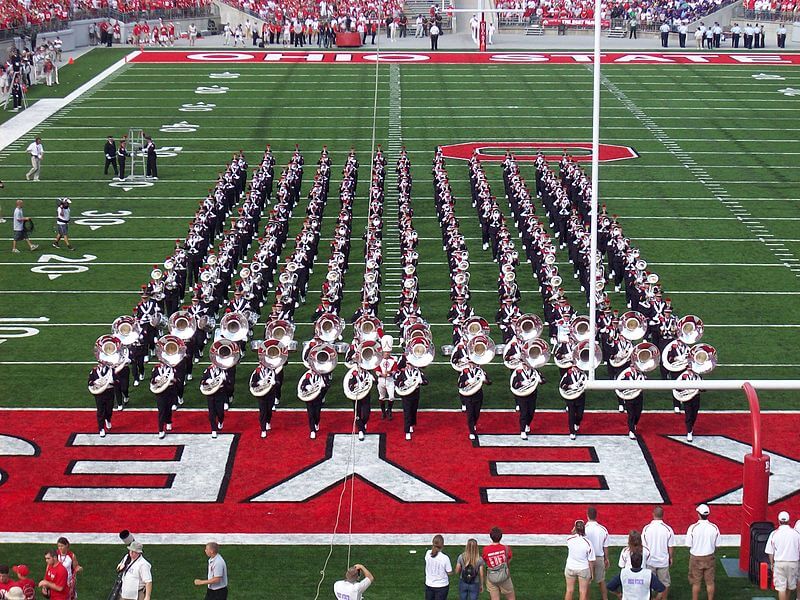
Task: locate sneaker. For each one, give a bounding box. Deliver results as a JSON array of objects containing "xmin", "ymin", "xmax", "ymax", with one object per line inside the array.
[
  {"xmin": 99, "ymin": 428, "xmax": 106, "ymax": 437},
  {"xmin": 68, "ymin": 246, "xmax": 76, "ymax": 251},
  {"xmin": 123, "ymin": 396, "xmax": 129, "ymax": 404},
  {"xmin": 310, "ymin": 431, "xmax": 316, "ymax": 439},
  {"xmin": 12, "ymin": 248, "xmax": 20, "ymax": 253},
  {"xmin": 186, "ymin": 374, "xmax": 192, "ymax": 381},
  {"xmin": 405, "ymin": 433, "xmax": 412, "ymax": 441},
  {"xmin": 315, "ymin": 423, "xmax": 320, "ymax": 431},
  {"xmin": 30, "ymin": 244, "xmax": 39, "ymax": 251},
  {"xmin": 25, "ymin": 173, "xmax": 31, "ymax": 180},
  {"xmin": 166, "ymin": 423, "xmax": 172, "ymax": 431},
  {"xmin": 266, "ymin": 423, "xmax": 271, "ymax": 431},
  {"xmin": 217, "ymin": 422, "xmax": 223, "ymax": 430},
  {"xmin": 618, "ymin": 404, "xmax": 625, "ymax": 413},
  {"xmin": 178, "ymin": 397, "xmax": 184, "ymax": 405},
  {"xmin": 570, "ymin": 433, "xmax": 576, "ymax": 440},
  {"xmin": 133, "ymin": 379, "xmax": 140, "ymax": 387},
  {"xmin": 574, "ymin": 424, "xmax": 580, "ymax": 432},
  {"xmin": 461, "ymin": 404, "xmax": 466, "ymax": 412},
  {"xmin": 520, "ymin": 432, "xmax": 528, "ymax": 440},
  {"xmin": 515, "ymin": 404, "xmax": 520, "ymax": 412},
  {"xmin": 273, "ymin": 399, "xmax": 280, "ymax": 407},
  {"xmin": 211, "ymin": 431, "xmax": 218, "ymax": 439},
  {"xmin": 52, "ymin": 243, "xmax": 59, "ymax": 248},
  {"xmin": 158, "ymin": 431, "xmax": 166, "ymax": 439},
  {"xmin": 193, "ymin": 357, "xmax": 200, "ymax": 364},
  {"xmin": 525, "ymin": 425, "xmax": 530, "ymax": 433},
  {"xmin": 629, "ymin": 431, "xmax": 636, "ymax": 440},
  {"xmin": 224, "ymin": 403, "xmax": 229, "ymax": 411},
  {"xmin": 105, "ymin": 419, "xmax": 112, "ymax": 430},
  {"xmin": 409, "ymin": 426, "xmax": 414, "ymax": 433},
  {"xmin": 469, "ymin": 433, "xmax": 476, "ymax": 441},
  {"xmin": 358, "ymin": 431, "xmax": 365, "ymax": 441},
  {"xmin": 171, "ymin": 404, "xmax": 178, "ymax": 411},
  {"xmin": 674, "ymin": 406, "xmax": 681, "ymax": 413},
  {"xmin": 687, "ymin": 431, "xmax": 693, "ymax": 442},
  {"xmin": 261, "ymin": 430, "xmax": 267, "ymax": 438}
]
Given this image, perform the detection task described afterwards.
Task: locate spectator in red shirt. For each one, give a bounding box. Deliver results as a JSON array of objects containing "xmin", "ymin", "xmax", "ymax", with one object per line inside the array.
[
  {"xmin": 0, "ymin": 564, "xmax": 15, "ymax": 595},
  {"xmin": 12, "ymin": 564, "xmax": 37, "ymax": 599},
  {"xmin": 482, "ymin": 527, "xmax": 515, "ymax": 600},
  {"xmin": 39, "ymin": 550, "xmax": 68, "ymax": 600}
]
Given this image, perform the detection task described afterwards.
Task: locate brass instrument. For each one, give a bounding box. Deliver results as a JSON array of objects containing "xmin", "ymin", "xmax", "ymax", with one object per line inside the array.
[
  {"xmin": 308, "ymin": 341, "xmax": 338, "ymax": 374},
  {"xmin": 662, "ymin": 339, "xmax": 690, "ymax": 373},
  {"xmin": 356, "ymin": 340, "xmax": 380, "ymax": 371},
  {"xmin": 249, "ymin": 365, "xmax": 276, "ymax": 397},
  {"xmin": 220, "ymin": 312, "xmax": 250, "ymax": 343},
  {"xmin": 343, "ymin": 366, "xmax": 373, "ymax": 401},
  {"xmin": 88, "ymin": 363, "xmax": 114, "ymax": 395},
  {"xmin": 632, "ymin": 341, "xmax": 660, "ymax": 373},
  {"xmin": 149, "ymin": 364, "xmax": 175, "ymax": 394},
  {"xmin": 569, "ymin": 315, "xmax": 591, "ymax": 342},
  {"xmin": 608, "ymin": 336, "xmax": 635, "ymax": 368},
  {"xmin": 95, "ymin": 335, "xmax": 124, "ymax": 367},
  {"xmin": 258, "ymin": 338, "xmax": 288, "ymax": 369},
  {"xmin": 396, "ymin": 364, "xmax": 423, "ymax": 397},
  {"xmin": 112, "ymin": 316, "xmax": 141, "ymax": 346},
  {"xmin": 510, "ymin": 366, "xmax": 541, "ymax": 397},
  {"xmin": 354, "ymin": 315, "xmax": 383, "ymax": 342},
  {"xmin": 463, "ymin": 316, "xmax": 490, "ymax": 339},
  {"xmin": 168, "ymin": 311, "xmax": 197, "ymax": 341},
  {"xmin": 673, "ymin": 369, "xmax": 702, "ymax": 402},
  {"xmin": 155, "ymin": 335, "xmax": 187, "ymax": 368},
  {"xmin": 467, "ymin": 334, "xmax": 496, "ymax": 365},
  {"xmin": 209, "ymin": 338, "xmax": 241, "ymax": 370},
  {"xmin": 297, "ymin": 369, "xmax": 325, "ymax": 402},
  {"xmin": 689, "ymin": 343, "xmax": 717, "ymax": 375},
  {"xmin": 559, "ymin": 366, "xmax": 587, "ymax": 400},
  {"xmin": 677, "ymin": 315, "xmax": 704, "ymax": 344},
  {"xmin": 459, "ymin": 366, "xmax": 486, "ymax": 397},
  {"xmin": 200, "ymin": 365, "xmax": 226, "ymax": 396},
  {"xmin": 314, "ymin": 312, "xmax": 345, "ymax": 343},
  {"xmin": 523, "ymin": 338, "xmax": 550, "ymax": 369},
  {"xmin": 405, "ymin": 336, "xmax": 435, "ymax": 368},
  {"xmin": 553, "ymin": 341, "xmax": 576, "ymax": 369},
  {"xmin": 573, "ymin": 340, "xmax": 602, "ymax": 371},
  {"xmin": 450, "ymin": 343, "xmax": 470, "ymax": 372},
  {"xmin": 265, "ymin": 318, "xmax": 295, "ymax": 347},
  {"xmin": 502, "ymin": 338, "xmax": 524, "ymax": 370},
  {"xmin": 615, "ymin": 366, "xmax": 646, "ymax": 401},
  {"xmin": 513, "ymin": 313, "xmax": 543, "ymax": 342},
  {"xmin": 619, "ymin": 311, "xmax": 648, "ymax": 341}
]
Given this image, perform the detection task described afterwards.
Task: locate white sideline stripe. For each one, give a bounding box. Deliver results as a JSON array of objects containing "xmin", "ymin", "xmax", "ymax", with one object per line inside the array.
[
  {"xmin": 0, "ymin": 50, "xmax": 140, "ymax": 153},
  {"xmin": 0, "ymin": 531, "xmax": 740, "ymax": 547}
]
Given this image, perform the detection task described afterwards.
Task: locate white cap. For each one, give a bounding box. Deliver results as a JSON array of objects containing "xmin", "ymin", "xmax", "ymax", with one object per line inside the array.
[
  {"xmin": 380, "ymin": 335, "xmax": 394, "ymax": 352},
  {"xmin": 779, "ymin": 511, "xmax": 790, "ymax": 523},
  {"xmin": 696, "ymin": 504, "xmax": 710, "ymax": 516}
]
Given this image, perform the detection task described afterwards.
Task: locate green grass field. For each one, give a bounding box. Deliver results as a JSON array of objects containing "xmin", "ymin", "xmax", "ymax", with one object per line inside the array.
[{"xmin": 1, "ymin": 49, "xmax": 799, "ymax": 598}]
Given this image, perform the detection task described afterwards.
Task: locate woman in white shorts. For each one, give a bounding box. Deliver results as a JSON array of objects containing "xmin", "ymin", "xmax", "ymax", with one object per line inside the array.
[{"xmin": 565, "ymin": 520, "xmax": 595, "ymax": 600}]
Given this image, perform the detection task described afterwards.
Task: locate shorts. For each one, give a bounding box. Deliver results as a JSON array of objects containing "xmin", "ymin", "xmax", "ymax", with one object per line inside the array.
[
  {"xmin": 688, "ymin": 554, "xmax": 716, "ymax": 586},
  {"xmin": 57, "ymin": 223, "xmax": 68, "ymax": 236},
  {"xmin": 13, "ymin": 229, "xmax": 26, "ymax": 241},
  {"xmin": 773, "ymin": 561, "xmax": 799, "ymax": 592},
  {"xmin": 564, "ymin": 567, "xmax": 591, "ymax": 581},
  {"xmin": 592, "ymin": 558, "xmax": 606, "ymax": 582},
  {"xmin": 486, "ymin": 575, "xmax": 514, "ymax": 595},
  {"xmin": 648, "ymin": 565, "xmax": 671, "ymax": 587}
]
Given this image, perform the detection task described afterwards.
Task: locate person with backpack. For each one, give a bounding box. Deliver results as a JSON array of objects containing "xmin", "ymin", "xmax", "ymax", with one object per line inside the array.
[
  {"xmin": 482, "ymin": 527, "xmax": 515, "ymax": 600},
  {"xmin": 455, "ymin": 539, "xmax": 485, "ymax": 600}
]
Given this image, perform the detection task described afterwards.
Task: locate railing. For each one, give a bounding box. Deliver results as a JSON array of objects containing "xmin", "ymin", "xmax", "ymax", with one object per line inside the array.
[
  {"xmin": 735, "ymin": 7, "xmax": 798, "ymax": 22},
  {"xmin": 71, "ymin": 5, "xmax": 214, "ymax": 22},
  {"xmin": 0, "ymin": 19, "xmax": 72, "ymax": 37}
]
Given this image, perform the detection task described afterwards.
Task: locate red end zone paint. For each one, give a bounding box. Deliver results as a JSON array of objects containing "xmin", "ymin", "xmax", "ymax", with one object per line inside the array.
[
  {"xmin": 129, "ymin": 51, "xmax": 800, "ymax": 65},
  {"xmin": 439, "ymin": 141, "xmax": 638, "ymax": 163},
  {"xmin": 1, "ymin": 410, "xmax": 799, "ymax": 538}
]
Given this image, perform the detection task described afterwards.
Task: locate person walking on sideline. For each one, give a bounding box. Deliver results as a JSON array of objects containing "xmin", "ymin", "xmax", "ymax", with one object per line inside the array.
[
  {"xmin": 194, "ymin": 542, "xmax": 228, "ymax": 599},
  {"xmin": 26, "ymin": 136, "xmax": 44, "ymax": 181},
  {"xmin": 12, "ymin": 199, "xmax": 38, "ymax": 253},
  {"xmin": 334, "ymin": 563, "xmax": 374, "ymax": 600},
  {"xmin": 425, "ymin": 534, "xmax": 452, "ymax": 600},
  {"xmin": 565, "ymin": 520, "xmax": 595, "ymax": 600}
]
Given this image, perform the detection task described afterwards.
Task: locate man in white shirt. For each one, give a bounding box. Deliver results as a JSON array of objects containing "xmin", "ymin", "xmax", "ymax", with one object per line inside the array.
[
  {"xmin": 686, "ymin": 504, "xmax": 719, "ymax": 600},
  {"xmin": 117, "ymin": 541, "xmax": 152, "ymax": 600},
  {"xmin": 642, "ymin": 506, "xmax": 675, "ymax": 599},
  {"xmin": 333, "ymin": 563, "xmax": 374, "ymax": 600},
  {"xmin": 425, "ymin": 534, "xmax": 452, "ymax": 599},
  {"xmin": 766, "ymin": 511, "xmax": 800, "ymax": 600},
  {"xmin": 26, "ymin": 137, "xmax": 44, "ymax": 181},
  {"xmin": 659, "ymin": 22, "xmax": 670, "ymax": 47},
  {"xmin": 584, "ymin": 506, "xmax": 609, "ymax": 600},
  {"xmin": 194, "ymin": 541, "xmax": 228, "ymax": 599}
]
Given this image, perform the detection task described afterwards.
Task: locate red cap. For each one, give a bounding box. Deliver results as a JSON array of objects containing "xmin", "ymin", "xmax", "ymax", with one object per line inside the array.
[{"xmin": 13, "ymin": 565, "xmax": 29, "ymax": 577}]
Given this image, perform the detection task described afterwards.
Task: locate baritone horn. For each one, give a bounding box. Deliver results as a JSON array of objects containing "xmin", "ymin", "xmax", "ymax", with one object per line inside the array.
[
  {"xmin": 210, "ymin": 338, "xmax": 241, "ymax": 370},
  {"xmin": 111, "ymin": 316, "xmax": 141, "ymax": 346},
  {"xmin": 314, "ymin": 312, "xmax": 345, "ymax": 343},
  {"xmin": 155, "ymin": 335, "xmax": 186, "ymax": 368},
  {"xmin": 168, "ymin": 310, "xmax": 197, "ymax": 341},
  {"xmin": 467, "ymin": 334, "xmax": 496, "ymax": 365},
  {"xmin": 406, "ymin": 336, "xmax": 435, "ymax": 368},
  {"xmin": 220, "ymin": 311, "xmax": 250, "ymax": 343},
  {"xmin": 95, "ymin": 335, "xmax": 124, "ymax": 367}
]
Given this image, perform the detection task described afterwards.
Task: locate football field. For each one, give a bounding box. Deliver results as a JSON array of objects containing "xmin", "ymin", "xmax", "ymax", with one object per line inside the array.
[{"xmin": 1, "ymin": 49, "xmax": 800, "ymax": 598}]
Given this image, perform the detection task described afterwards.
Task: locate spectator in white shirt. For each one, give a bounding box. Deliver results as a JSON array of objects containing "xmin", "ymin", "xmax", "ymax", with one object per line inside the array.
[
  {"xmin": 424, "ymin": 534, "xmax": 452, "ymax": 599},
  {"xmin": 642, "ymin": 506, "xmax": 675, "ymax": 598},
  {"xmin": 584, "ymin": 507, "xmax": 609, "ymax": 600},
  {"xmin": 565, "ymin": 520, "xmax": 595, "ymax": 600},
  {"xmin": 333, "ymin": 563, "xmax": 374, "ymax": 600},
  {"xmin": 685, "ymin": 504, "xmax": 719, "ymax": 600},
  {"xmin": 26, "ymin": 136, "xmax": 44, "ymax": 181},
  {"xmin": 766, "ymin": 511, "xmax": 800, "ymax": 600}
]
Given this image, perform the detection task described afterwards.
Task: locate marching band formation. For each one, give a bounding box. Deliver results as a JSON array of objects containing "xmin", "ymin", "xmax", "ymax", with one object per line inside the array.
[{"xmin": 88, "ymin": 144, "xmax": 717, "ymax": 444}]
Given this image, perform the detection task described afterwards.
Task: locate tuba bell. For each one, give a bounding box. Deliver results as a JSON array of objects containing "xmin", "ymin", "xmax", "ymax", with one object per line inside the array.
[
  {"xmin": 150, "ymin": 267, "xmax": 163, "ymax": 281},
  {"xmin": 569, "ymin": 315, "xmax": 591, "ymax": 342},
  {"xmin": 619, "ymin": 311, "xmax": 647, "ymax": 341},
  {"xmin": 95, "ymin": 335, "xmax": 124, "ymax": 367},
  {"xmin": 155, "ymin": 335, "xmax": 187, "ymax": 368},
  {"xmin": 689, "ymin": 343, "xmax": 717, "ymax": 375},
  {"xmin": 573, "ymin": 339, "xmax": 602, "ymax": 371},
  {"xmin": 615, "ymin": 366, "xmax": 647, "ymax": 401},
  {"xmin": 354, "ymin": 315, "xmax": 383, "ymax": 342},
  {"xmin": 112, "ymin": 316, "xmax": 141, "ymax": 346},
  {"xmin": 463, "ymin": 316, "xmax": 490, "ymax": 340},
  {"xmin": 265, "ymin": 318, "xmax": 295, "ymax": 348},
  {"xmin": 343, "ymin": 366, "xmax": 373, "ymax": 401},
  {"xmin": 258, "ymin": 338, "xmax": 288, "ymax": 369},
  {"xmin": 314, "ymin": 312, "xmax": 345, "ymax": 343},
  {"xmin": 355, "ymin": 339, "xmax": 381, "ymax": 371},
  {"xmin": 168, "ymin": 310, "xmax": 197, "ymax": 341},
  {"xmin": 220, "ymin": 311, "xmax": 250, "ymax": 343},
  {"xmin": 632, "ymin": 341, "xmax": 660, "ymax": 373},
  {"xmin": 308, "ymin": 341, "xmax": 338, "ymax": 374},
  {"xmin": 467, "ymin": 334, "xmax": 496, "ymax": 365},
  {"xmin": 662, "ymin": 339, "xmax": 690, "ymax": 373},
  {"xmin": 513, "ymin": 313, "xmax": 543, "ymax": 342},
  {"xmin": 677, "ymin": 315, "xmax": 704, "ymax": 344},
  {"xmin": 406, "ymin": 336, "xmax": 435, "ymax": 368},
  {"xmin": 523, "ymin": 338, "xmax": 550, "ymax": 369},
  {"xmin": 673, "ymin": 369, "xmax": 702, "ymax": 402},
  {"xmin": 209, "ymin": 338, "xmax": 241, "ymax": 370}
]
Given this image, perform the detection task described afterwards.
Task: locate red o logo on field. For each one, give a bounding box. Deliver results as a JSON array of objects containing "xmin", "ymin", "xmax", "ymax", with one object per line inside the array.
[{"xmin": 439, "ymin": 141, "xmax": 639, "ymax": 163}]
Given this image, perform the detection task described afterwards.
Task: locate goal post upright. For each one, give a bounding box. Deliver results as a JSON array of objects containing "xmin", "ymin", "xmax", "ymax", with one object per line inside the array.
[{"xmin": 740, "ymin": 382, "xmax": 770, "ymax": 572}]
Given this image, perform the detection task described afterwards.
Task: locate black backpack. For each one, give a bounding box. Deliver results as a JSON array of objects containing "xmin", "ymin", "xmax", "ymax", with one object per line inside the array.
[{"xmin": 461, "ymin": 562, "xmax": 478, "ymax": 584}]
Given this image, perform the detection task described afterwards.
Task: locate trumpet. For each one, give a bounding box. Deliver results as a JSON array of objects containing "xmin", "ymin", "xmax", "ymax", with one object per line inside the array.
[
  {"xmin": 111, "ymin": 316, "xmax": 141, "ymax": 346},
  {"xmin": 673, "ymin": 369, "xmax": 702, "ymax": 402},
  {"xmin": 632, "ymin": 341, "xmax": 660, "ymax": 373},
  {"xmin": 308, "ymin": 341, "xmax": 338, "ymax": 374},
  {"xmin": 689, "ymin": 343, "xmax": 717, "ymax": 374},
  {"xmin": 354, "ymin": 315, "xmax": 383, "ymax": 342},
  {"xmin": 209, "ymin": 338, "xmax": 241, "ymax": 370},
  {"xmin": 95, "ymin": 335, "xmax": 124, "ymax": 367},
  {"xmin": 467, "ymin": 334, "xmax": 496, "ymax": 365},
  {"xmin": 314, "ymin": 312, "xmax": 345, "ymax": 343},
  {"xmin": 522, "ymin": 338, "xmax": 550, "ymax": 369},
  {"xmin": 513, "ymin": 313, "xmax": 543, "ymax": 342},
  {"xmin": 155, "ymin": 335, "xmax": 187, "ymax": 368},
  {"xmin": 405, "ymin": 336, "xmax": 435, "ymax": 368},
  {"xmin": 220, "ymin": 312, "xmax": 250, "ymax": 343},
  {"xmin": 677, "ymin": 315, "xmax": 704, "ymax": 344},
  {"xmin": 168, "ymin": 311, "xmax": 197, "ymax": 341},
  {"xmin": 619, "ymin": 311, "xmax": 647, "ymax": 341},
  {"xmin": 258, "ymin": 338, "xmax": 288, "ymax": 369},
  {"xmin": 265, "ymin": 319, "xmax": 295, "ymax": 347}
]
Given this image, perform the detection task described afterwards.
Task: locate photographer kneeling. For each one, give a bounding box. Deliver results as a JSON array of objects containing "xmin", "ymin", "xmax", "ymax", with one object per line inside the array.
[{"xmin": 334, "ymin": 563, "xmax": 374, "ymax": 600}]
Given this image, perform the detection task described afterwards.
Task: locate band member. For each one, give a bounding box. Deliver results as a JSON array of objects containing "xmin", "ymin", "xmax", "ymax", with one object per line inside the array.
[
  {"xmin": 144, "ymin": 135, "xmax": 158, "ymax": 179},
  {"xmin": 617, "ymin": 366, "xmax": 646, "ymax": 439},
  {"xmin": 299, "ymin": 368, "xmax": 330, "ymax": 439},
  {"xmin": 150, "ymin": 361, "xmax": 176, "ymax": 438},
  {"xmin": 113, "ymin": 349, "xmax": 131, "ymax": 410},
  {"xmin": 376, "ymin": 337, "xmax": 398, "ymax": 420},
  {"xmin": 397, "ymin": 358, "xmax": 428, "ymax": 441},
  {"xmin": 458, "ymin": 363, "xmax": 491, "ymax": 440},
  {"xmin": 117, "ymin": 139, "xmax": 129, "ymax": 180},
  {"xmin": 201, "ymin": 364, "xmax": 227, "ymax": 438},
  {"xmin": 88, "ymin": 362, "xmax": 114, "ymax": 437},
  {"xmin": 679, "ymin": 386, "xmax": 702, "ymax": 442},
  {"xmin": 104, "ymin": 135, "xmax": 118, "ymax": 177},
  {"xmin": 561, "ymin": 366, "xmax": 587, "ymax": 440},
  {"xmin": 511, "ymin": 366, "xmax": 542, "ymax": 440},
  {"xmin": 352, "ymin": 367, "xmax": 374, "ymax": 441},
  {"xmin": 250, "ymin": 364, "xmax": 280, "ymax": 438}
]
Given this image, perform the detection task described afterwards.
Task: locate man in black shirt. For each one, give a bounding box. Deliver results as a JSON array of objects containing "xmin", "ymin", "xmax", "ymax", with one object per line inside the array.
[{"xmin": 104, "ymin": 135, "xmax": 118, "ymax": 177}]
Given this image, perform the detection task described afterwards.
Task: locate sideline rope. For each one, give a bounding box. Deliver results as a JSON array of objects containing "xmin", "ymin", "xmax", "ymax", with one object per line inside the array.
[{"xmin": 312, "ymin": 21, "xmax": 384, "ymax": 599}]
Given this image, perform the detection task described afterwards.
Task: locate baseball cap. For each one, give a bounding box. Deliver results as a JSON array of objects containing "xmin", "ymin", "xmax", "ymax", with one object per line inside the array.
[
  {"xmin": 696, "ymin": 504, "xmax": 710, "ymax": 516},
  {"xmin": 127, "ymin": 541, "xmax": 144, "ymax": 553},
  {"xmin": 12, "ymin": 564, "xmax": 29, "ymax": 577},
  {"xmin": 779, "ymin": 511, "xmax": 790, "ymax": 523}
]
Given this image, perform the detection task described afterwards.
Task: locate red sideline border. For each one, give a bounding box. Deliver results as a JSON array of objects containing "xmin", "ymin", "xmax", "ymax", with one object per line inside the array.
[{"xmin": 128, "ymin": 50, "xmax": 800, "ymax": 65}]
